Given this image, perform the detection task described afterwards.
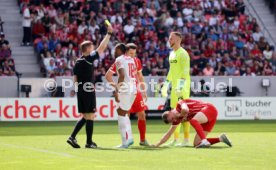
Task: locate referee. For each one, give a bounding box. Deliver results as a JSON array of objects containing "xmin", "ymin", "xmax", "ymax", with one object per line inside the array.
[{"xmin": 67, "ymin": 24, "xmax": 113, "ymax": 149}]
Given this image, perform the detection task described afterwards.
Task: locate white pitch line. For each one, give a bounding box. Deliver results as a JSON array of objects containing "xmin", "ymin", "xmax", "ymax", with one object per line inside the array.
[{"xmin": 0, "ymin": 143, "xmax": 75, "ymax": 158}]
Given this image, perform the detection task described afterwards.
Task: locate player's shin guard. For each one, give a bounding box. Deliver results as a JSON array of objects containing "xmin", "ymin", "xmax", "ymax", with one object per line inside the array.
[
  {"xmin": 182, "ymin": 121, "xmax": 190, "ymax": 141},
  {"xmin": 125, "ymin": 115, "xmax": 133, "ymax": 140},
  {"xmin": 86, "ymin": 120, "xmax": 93, "ymax": 144},
  {"xmin": 190, "ymin": 119, "xmax": 206, "ymax": 140},
  {"xmin": 118, "ymin": 115, "xmax": 127, "ymax": 145},
  {"xmin": 71, "ymin": 117, "xmax": 86, "ymax": 138},
  {"xmin": 207, "ymin": 138, "xmax": 220, "ymax": 145},
  {"xmin": 138, "ymin": 119, "xmax": 146, "ymax": 142},
  {"xmin": 173, "ymin": 124, "xmax": 181, "ymax": 140}
]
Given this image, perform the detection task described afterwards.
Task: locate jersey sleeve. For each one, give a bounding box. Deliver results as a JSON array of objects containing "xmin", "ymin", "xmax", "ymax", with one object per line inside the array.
[
  {"xmin": 135, "ymin": 57, "xmax": 142, "ymax": 72},
  {"xmin": 115, "ymin": 58, "xmax": 124, "ymax": 71},
  {"xmin": 179, "ymin": 50, "xmax": 190, "ymax": 79},
  {"xmin": 108, "ymin": 63, "xmax": 116, "ymax": 73},
  {"xmin": 166, "ymin": 52, "xmax": 172, "ymax": 81},
  {"xmin": 73, "ymin": 62, "xmax": 79, "ymax": 75},
  {"xmin": 86, "ymin": 50, "xmax": 99, "ymax": 64}
]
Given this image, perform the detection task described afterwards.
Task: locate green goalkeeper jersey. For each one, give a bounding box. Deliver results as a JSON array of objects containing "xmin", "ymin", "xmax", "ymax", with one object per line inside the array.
[{"xmin": 167, "ymin": 47, "xmax": 190, "ymax": 90}]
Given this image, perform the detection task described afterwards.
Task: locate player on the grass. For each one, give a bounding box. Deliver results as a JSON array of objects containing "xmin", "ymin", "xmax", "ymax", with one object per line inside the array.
[
  {"xmin": 152, "ymin": 99, "xmax": 232, "ymax": 148},
  {"xmin": 67, "ymin": 24, "xmax": 113, "ymax": 149},
  {"xmin": 105, "ymin": 43, "xmax": 137, "ymax": 148},
  {"xmin": 163, "ymin": 32, "xmax": 191, "ymax": 147}
]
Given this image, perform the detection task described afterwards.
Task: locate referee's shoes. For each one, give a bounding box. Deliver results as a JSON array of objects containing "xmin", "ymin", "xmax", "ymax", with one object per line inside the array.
[
  {"xmin": 67, "ymin": 137, "xmax": 81, "ymax": 148},
  {"xmin": 85, "ymin": 142, "xmax": 97, "ymax": 149},
  {"xmin": 67, "ymin": 137, "xmax": 98, "ymax": 149}
]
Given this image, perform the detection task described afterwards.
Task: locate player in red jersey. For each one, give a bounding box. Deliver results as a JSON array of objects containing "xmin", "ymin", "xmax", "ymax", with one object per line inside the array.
[
  {"xmin": 125, "ymin": 43, "xmax": 149, "ymax": 146},
  {"xmin": 153, "ymin": 99, "xmax": 232, "ymax": 148}
]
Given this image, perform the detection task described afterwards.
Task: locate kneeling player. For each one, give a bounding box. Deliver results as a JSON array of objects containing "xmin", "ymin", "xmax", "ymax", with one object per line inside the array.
[{"xmin": 153, "ymin": 99, "xmax": 232, "ymax": 148}]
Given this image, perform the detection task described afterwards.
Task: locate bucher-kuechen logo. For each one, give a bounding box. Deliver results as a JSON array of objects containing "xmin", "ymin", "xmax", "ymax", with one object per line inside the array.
[{"xmin": 225, "ymin": 100, "xmax": 242, "ymax": 117}]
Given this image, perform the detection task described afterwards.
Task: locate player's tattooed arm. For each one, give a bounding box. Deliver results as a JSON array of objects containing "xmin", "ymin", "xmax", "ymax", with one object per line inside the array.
[{"xmin": 154, "ymin": 125, "xmax": 177, "ymax": 147}]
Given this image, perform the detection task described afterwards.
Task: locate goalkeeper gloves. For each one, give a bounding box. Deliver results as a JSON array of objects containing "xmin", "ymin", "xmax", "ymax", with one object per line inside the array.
[
  {"xmin": 161, "ymin": 80, "xmax": 170, "ymax": 97},
  {"xmin": 176, "ymin": 79, "xmax": 185, "ymax": 100}
]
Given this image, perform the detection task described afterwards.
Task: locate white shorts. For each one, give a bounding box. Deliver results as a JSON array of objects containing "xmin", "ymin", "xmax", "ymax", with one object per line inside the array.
[{"xmin": 118, "ymin": 92, "xmax": 136, "ymax": 111}]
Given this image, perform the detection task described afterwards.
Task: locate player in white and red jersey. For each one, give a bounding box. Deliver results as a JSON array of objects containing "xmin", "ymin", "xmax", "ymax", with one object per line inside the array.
[
  {"xmin": 107, "ymin": 43, "xmax": 149, "ymax": 146},
  {"xmin": 105, "ymin": 43, "xmax": 137, "ymax": 148},
  {"xmin": 153, "ymin": 99, "xmax": 232, "ymax": 148}
]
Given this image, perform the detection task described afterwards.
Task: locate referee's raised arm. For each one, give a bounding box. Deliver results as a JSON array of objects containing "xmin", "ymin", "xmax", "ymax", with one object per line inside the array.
[{"xmin": 95, "ymin": 24, "xmax": 113, "ymax": 55}]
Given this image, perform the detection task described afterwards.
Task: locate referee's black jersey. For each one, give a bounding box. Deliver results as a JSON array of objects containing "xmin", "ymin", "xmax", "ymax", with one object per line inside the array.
[{"xmin": 73, "ymin": 51, "xmax": 99, "ymax": 92}]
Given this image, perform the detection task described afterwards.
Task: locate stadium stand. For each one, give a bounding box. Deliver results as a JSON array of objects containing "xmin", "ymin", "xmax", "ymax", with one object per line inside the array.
[
  {"xmin": 0, "ymin": 16, "xmax": 16, "ymax": 76},
  {"xmin": 265, "ymin": 0, "xmax": 276, "ymax": 15},
  {"xmin": 17, "ymin": 0, "xmax": 276, "ymax": 79}
]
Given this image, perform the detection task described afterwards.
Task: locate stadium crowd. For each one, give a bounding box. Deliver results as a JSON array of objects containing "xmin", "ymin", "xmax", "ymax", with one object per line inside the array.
[
  {"xmin": 18, "ymin": 0, "xmax": 276, "ymax": 79},
  {"xmin": 0, "ymin": 17, "xmax": 16, "ymax": 76}
]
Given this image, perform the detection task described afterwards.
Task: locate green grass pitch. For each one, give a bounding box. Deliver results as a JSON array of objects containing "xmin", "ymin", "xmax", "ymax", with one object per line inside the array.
[{"xmin": 1, "ymin": 120, "xmax": 276, "ymax": 170}]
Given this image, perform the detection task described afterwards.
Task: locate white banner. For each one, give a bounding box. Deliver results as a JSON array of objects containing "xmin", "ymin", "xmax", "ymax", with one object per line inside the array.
[{"xmin": 0, "ymin": 97, "xmax": 275, "ymax": 121}]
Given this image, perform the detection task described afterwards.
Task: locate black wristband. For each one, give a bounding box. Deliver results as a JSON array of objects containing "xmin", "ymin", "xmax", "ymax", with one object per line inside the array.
[{"xmin": 107, "ymin": 32, "xmax": 113, "ymax": 36}]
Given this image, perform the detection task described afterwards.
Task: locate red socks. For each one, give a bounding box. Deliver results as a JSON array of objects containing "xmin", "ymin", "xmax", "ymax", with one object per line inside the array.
[
  {"xmin": 138, "ymin": 119, "xmax": 146, "ymax": 142},
  {"xmin": 190, "ymin": 119, "xmax": 221, "ymax": 145},
  {"xmin": 207, "ymin": 138, "xmax": 220, "ymax": 145},
  {"xmin": 190, "ymin": 119, "xmax": 206, "ymax": 140}
]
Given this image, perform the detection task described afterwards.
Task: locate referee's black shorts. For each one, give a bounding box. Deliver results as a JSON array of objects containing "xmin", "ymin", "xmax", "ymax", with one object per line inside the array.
[{"xmin": 77, "ymin": 90, "xmax": 96, "ymax": 114}]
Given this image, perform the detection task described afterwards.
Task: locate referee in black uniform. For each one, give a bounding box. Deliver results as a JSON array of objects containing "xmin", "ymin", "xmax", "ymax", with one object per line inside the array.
[{"xmin": 67, "ymin": 24, "xmax": 113, "ymax": 149}]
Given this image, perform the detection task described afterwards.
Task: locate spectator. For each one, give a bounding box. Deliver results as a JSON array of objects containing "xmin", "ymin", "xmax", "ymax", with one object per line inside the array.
[
  {"xmin": 110, "ymin": 13, "xmax": 123, "ymax": 24},
  {"xmin": 142, "ymin": 61, "xmax": 152, "ymax": 76},
  {"xmin": 257, "ymin": 37, "xmax": 267, "ymax": 51},
  {"xmin": 32, "ymin": 19, "xmax": 45, "ymax": 39},
  {"xmin": 2, "ymin": 59, "xmax": 15, "ymax": 76},
  {"xmin": 263, "ymin": 44, "xmax": 273, "ymax": 61},
  {"xmin": 77, "ymin": 21, "xmax": 87, "ymax": 35},
  {"xmin": 164, "ymin": 12, "xmax": 174, "ymax": 28},
  {"xmin": 215, "ymin": 62, "xmax": 226, "ymax": 76},
  {"xmin": 123, "ymin": 19, "xmax": 134, "ymax": 38},
  {"xmin": 16, "ymin": 0, "xmax": 275, "ymax": 78},
  {"xmin": 0, "ymin": 32, "xmax": 9, "ymax": 47},
  {"xmin": 226, "ymin": 62, "xmax": 237, "ymax": 76},
  {"xmin": 243, "ymin": 67, "xmax": 256, "ymax": 76},
  {"xmin": 182, "ymin": 4, "xmax": 193, "ymax": 22},
  {"xmin": 0, "ymin": 43, "xmax": 11, "ymax": 59},
  {"xmin": 46, "ymin": 59, "xmax": 56, "ymax": 77},
  {"xmin": 263, "ymin": 60, "xmax": 273, "ymax": 75},
  {"xmin": 43, "ymin": 51, "xmax": 54, "ymax": 68},
  {"xmin": 271, "ymin": 52, "xmax": 276, "ymax": 72},
  {"xmin": 21, "ymin": 3, "xmax": 32, "ymax": 46},
  {"xmin": 203, "ymin": 63, "xmax": 214, "ymax": 76},
  {"xmin": 252, "ymin": 26, "xmax": 263, "ymax": 42}
]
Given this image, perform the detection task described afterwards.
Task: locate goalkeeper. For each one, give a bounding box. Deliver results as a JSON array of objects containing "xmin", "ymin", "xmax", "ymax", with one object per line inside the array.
[{"xmin": 162, "ymin": 32, "xmax": 191, "ymax": 147}]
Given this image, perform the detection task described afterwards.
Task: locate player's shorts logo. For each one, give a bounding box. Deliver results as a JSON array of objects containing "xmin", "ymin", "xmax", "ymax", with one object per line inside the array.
[{"xmin": 225, "ymin": 100, "xmax": 242, "ymax": 117}]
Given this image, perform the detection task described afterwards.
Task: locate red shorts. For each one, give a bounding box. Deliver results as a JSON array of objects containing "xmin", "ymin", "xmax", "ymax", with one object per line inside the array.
[
  {"xmin": 199, "ymin": 104, "xmax": 218, "ymax": 132},
  {"xmin": 129, "ymin": 92, "xmax": 145, "ymax": 113}
]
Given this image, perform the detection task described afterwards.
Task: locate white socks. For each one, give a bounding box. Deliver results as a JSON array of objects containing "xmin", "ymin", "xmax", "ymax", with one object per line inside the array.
[
  {"xmin": 118, "ymin": 115, "xmax": 127, "ymax": 145},
  {"xmin": 118, "ymin": 115, "xmax": 133, "ymax": 145},
  {"xmin": 125, "ymin": 115, "xmax": 133, "ymax": 140}
]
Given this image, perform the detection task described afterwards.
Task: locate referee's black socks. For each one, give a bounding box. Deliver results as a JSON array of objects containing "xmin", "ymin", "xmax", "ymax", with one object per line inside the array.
[
  {"xmin": 71, "ymin": 117, "xmax": 86, "ymax": 139},
  {"xmin": 86, "ymin": 120, "xmax": 94, "ymax": 144}
]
